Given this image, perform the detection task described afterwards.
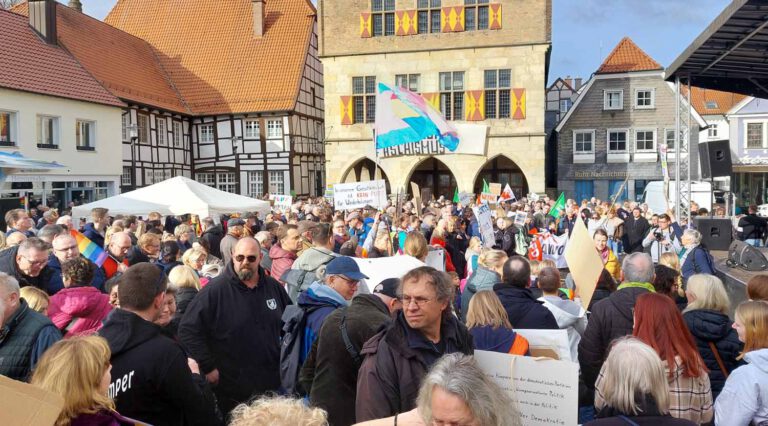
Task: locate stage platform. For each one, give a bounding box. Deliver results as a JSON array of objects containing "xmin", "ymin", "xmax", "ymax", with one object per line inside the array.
[{"xmin": 711, "ymin": 250, "xmax": 759, "ymax": 316}]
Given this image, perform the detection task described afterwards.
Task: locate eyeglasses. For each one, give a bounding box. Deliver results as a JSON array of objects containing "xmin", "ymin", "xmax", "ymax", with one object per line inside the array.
[
  {"xmin": 336, "ymin": 276, "xmax": 359, "ymax": 286},
  {"xmin": 54, "ymin": 245, "xmax": 78, "ymax": 253},
  {"xmin": 21, "ymin": 255, "xmax": 48, "ymax": 267},
  {"xmin": 401, "ymin": 295, "xmax": 433, "ymax": 308},
  {"xmin": 235, "ymin": 254, "xmax": 258, "ymax": 263}
]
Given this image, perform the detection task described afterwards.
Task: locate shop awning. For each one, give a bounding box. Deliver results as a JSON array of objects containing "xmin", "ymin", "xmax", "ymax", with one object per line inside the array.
[
  {"xmin": 666, "ymin": 0, "xmax": 768, "ymax": 98},
  {"xmin": 0, "ymin": 151, "xmax": 66, "ymax": 171}
]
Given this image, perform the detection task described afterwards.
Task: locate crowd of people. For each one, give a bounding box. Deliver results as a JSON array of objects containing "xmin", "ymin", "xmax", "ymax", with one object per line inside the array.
[{"xmin": 0, "ymin": 193, "xmax": 766, "ymax": 426}]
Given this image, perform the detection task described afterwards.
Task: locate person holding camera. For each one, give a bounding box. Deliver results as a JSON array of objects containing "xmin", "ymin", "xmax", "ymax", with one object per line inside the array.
[{"xmin": 642, "ymin": 212, "xmax": 683, "ymax": 264}]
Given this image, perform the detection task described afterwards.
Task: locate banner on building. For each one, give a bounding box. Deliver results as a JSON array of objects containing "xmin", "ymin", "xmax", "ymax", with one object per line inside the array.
[
  {"xmin": 473, "ymin": 203, "xmax": 496, "ymax": 248},
  {"xmin": 529, "ymin": 232, "xmax": 568, "ymax": 268},
  {"xmin": 372, "ymin": 123, "xmax": 488, "ymax": 158},
  {"xmin": 270, "ymin": 194, "xmax": 293, "ymax": 212},
  {"xmin": 333, "ymin": 180, "xmax": 387, "ymax": 210},
  {"xmin": 474, "ymin": 350, "xmax": 578, "ymax": 426}
]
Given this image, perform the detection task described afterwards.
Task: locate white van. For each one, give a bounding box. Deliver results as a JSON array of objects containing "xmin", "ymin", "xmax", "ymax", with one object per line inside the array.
[{"xmin": 642, "ymin": 181, "xmax": 713, "ymax": 215}]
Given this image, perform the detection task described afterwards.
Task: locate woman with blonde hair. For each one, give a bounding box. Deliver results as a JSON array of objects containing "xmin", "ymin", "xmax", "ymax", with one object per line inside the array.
[
  {"xmin": 681, "ymin": 274, "xmax": 742, "ymax": 399},
  {"xmin": 714, "ymin": 301, "xmax": 768, "ymax": 425},
  {"xmin": 174, "ymin": 223, "xmax": 194, "ymax": 253},
  {"xmin": 464, "ymin": 236, "xmax": 482, "ymax": 278},
  {"xmin": 460, "ymin": 249, "xmax": 508, "ymax": 322},
  {"xmin": 230, "ymin": 396, "xmax": 327, "ymax": 426},
  {"xmin": 590, "ymin": 337, "xmax": 696, "ymax": 425},
  {"xmin": 466, "ymin": 291, "xmax": 529, "ymax": 355},
  {"xmin": 30, "ymin": 335, "xmax": 135, "ymax": 426},
  {"xmin": 20, "ymin": 286, "xmax": 49, "ymax": 315},
  {"xmin": 403, "ymin": 231, "xmax": 429, "ymax": 261},
  {"xmin": 168, "ymin": 265, "xmax": 201, "ymax": 333},
  {"xmin": 103, "ymin": 225, "xmax": 124, "ymax": 249}
]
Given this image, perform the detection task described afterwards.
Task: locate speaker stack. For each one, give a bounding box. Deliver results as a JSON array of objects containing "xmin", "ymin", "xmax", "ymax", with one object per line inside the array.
[{"xmin": 728, "ymin": 240, "xmax": 768, "ymax": 271}]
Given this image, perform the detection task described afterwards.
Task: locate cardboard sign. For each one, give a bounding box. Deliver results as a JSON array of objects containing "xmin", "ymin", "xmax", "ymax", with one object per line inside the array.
[
  {"xmin": 480, "ymin": 192, "xmax": 497, "ymax": 204},
  {"xmin": 489, "ymin": 182, "xmax": 502, "ymax": 196},
  {"xmin": 421, "ymin": 187, "xmax": 433, "ymax": 203},
  {"xmin": 474, "ymin": 351, "xmax": 578, "ymax": 426},
  {"xmin": 514, "ymin": 211, "xmax": 527, "ymax": 227},
  {"xmin": 564, "ymin": 218, "xmax": 603, "ymax": 310},
  {"xmin": 458, "ymin": 191, "xmax": 473, "ymax": 207},
  {"xmin": 270, "ymin": 194, "xmax": 293, "ymax": 212},
  {"xmin": 472, "ymin": 203, "xmax": 496, "ymax": 248},
  {"xmin": 333, "ymin": 180, "xmax": 387, "ymax": 210},
  {"xmin": 410, "ymin": 181, "xmax": 422, "ymax": 213},
  {"xmin": 515, "ymin": 329, "xmax": 573, "ymax": 362},
  {"xmin": 352, "ymin": 255, "xmax": 426, "ymax": 292},
  {"xmin": 0, "ymin": 375, "xmax": 64, "ymax": 426},
  {"xmin": 425, "ymin": 248, "xmax": 445, "ymax": 271}
]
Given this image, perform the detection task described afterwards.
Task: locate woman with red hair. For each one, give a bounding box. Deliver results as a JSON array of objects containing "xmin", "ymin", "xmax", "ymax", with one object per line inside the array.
[{"xmin": 633, "ymin": 293, "xmax": 713, "ymax": 424}]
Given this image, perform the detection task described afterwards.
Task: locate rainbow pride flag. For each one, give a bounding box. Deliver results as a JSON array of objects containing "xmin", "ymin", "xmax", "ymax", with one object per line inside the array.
[{"xmin": 70, "ymin": 229, "xmax": 108, "ymax": 267}]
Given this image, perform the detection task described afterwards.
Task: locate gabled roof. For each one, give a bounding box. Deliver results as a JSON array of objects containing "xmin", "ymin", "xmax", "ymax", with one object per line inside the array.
[
  {"xmin": 687, "ymin": 87, "xmax": 747, "ymax": 116},
  {"xmin": 104, "ymin": 0, "xmax": 316, "ymax": 115},
  {"xmin": 12, "ymin": 2, "xmax": 188, "ymax": 114},
  {"xmin": 596, "ymin": 37, "xmax": 663, "ymax": 74},
  {"xmin": 547, "ymin": 77, "xmax": 574, "ymax": 92},
  {"xmin": 0, "ymin": 9, "xmax": 123, "ymax": 107}
]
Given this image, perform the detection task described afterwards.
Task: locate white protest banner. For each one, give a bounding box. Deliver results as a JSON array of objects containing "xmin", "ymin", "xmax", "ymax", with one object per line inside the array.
[
  {"xmin": 333, "ymin": 180, "xmax": 387, "ymax": 210},
  {"xmin": 475, "ymin": 350, "xmax": 578, "ymax": 426},
  {"xmin": 536, "ymin": 232, "xmax": 569, "ymax": 268},
  {"xmin": 499, "ymin": 183, "xmax": 516, "ymax": 202},
  {"xmin": 513, "ymin": 211, "xmax": 527, "ymax": 227},
  {"xmin": 352, "ymin": 255, "xmax": 426, "ymax": 293},
  {"xmin": 270, "ymin": 195, "xmax": 293, "ymax": 212},
  {"xmin": 472, "ymin": 203, "xmax": 496, "ymax": 248},
  {"xmin": 515, "ymin": 329, "xmax": 572, "ymax": 362},
  {"xmin": 425, "ymin": 249, "xmax": 445, "ymax": 271}
]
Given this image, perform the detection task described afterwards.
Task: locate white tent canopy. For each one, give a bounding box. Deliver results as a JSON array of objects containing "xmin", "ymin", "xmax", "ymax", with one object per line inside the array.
[{"xmin": 71, "ymin": 176, "xmax": 271, "ymax": 221}]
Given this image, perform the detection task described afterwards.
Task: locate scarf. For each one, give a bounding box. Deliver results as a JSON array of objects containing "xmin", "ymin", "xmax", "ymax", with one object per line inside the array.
[
  {"xmin": 617, "ymin": 282, "xmax": 656, "ymax": 292},
  {"xmin": 599, "ymin": 247, "xmax": 610, "ymax": 264},
  {"xmin": 679, "ymin": 243, "xmax": 698, "ymax": 268}
]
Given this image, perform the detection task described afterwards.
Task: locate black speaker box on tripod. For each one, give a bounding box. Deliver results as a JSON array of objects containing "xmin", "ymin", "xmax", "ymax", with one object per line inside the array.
[
  {"xmin": 693, "ymin": 217, "xmax": 732, "ymax": 251},
  {"xmin": 699, "ymin": 139, "xmax": 733, "ymax": 179},
  {"xmin": 728, "ymin": 240, "xmax": 768, "ymax": 271}
]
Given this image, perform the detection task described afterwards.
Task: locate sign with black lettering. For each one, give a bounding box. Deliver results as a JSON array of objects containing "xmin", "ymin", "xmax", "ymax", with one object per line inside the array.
[{"xmin": 333, "ymin": 180, "xmax": 387, "ymax": 210}]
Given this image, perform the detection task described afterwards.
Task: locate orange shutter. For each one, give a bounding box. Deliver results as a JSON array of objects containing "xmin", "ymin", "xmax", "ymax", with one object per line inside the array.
[
  {"xmin": 360, "ymin": 13, "xmax": 372, "ymax": 38},
  {"xmin": 395, "ymin": 11, "xmax": 418, "ymax": 36},
  {"xmin": 340, "ymin": 96, "xmax": 354, "ymax": 125},
  {"xmin": 489, "ymin": 4, "xmax": 502, "ymax": 30},
  {"xmin": 465, "ymin": 90, "xmax": 485, "ymax": 121},
  {"xmin": 408, "ymin": 10, "xmax": 419, "ymax": 35},
  {"xmin": 511, "ymin": 89, "xmax": 526, "ymax": 120},
  {"xmin": 454, "ymin": 6, "xmax": 465, "ymax": 31},
  {"xmin": 442, "ymin": 6, "xmax": 464, "ymax": 32},
  {"xmin": 395, "ymin": 11, "xmax": 405, "ymax": 35}
]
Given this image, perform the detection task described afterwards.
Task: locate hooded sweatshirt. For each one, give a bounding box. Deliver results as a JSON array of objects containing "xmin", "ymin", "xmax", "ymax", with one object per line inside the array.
[
  {"xmin": 48, "ymin": 286, "xmax": 112, "ymax": 338},
  {"xmin": 714, "ymin": 348, "xmax": 768, "ymax": 426},
  {"xmin": 269, "ymin": 243, "xmax": 298, "ymax": 283},
  {"xmin": 469, "ymin": 325, "xmax": 529, "ymax": 355},
  {"xmin": 539, "ymin": 295, "xmax": 588, "ymax": 362},
  {"xmin": 297, "ymin": 281, "xmax": 348, "ymax": 365},
  {"xmin": 292, "ymin": 246, "xmax": 336, "ymax": 280},
  {"xmin": 460, "ymin": 266, "xmax": 502, "ymax": 322},
  {"xmin": 99, "ymin": 309, "xmax": 218, "ymax": 426}
]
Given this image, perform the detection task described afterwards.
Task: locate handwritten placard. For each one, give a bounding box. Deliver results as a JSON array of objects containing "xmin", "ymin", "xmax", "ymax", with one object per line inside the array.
[
  {"xmin": 473, "ymin": 203, "xmax": 496, "ymax": 248},
  {"xmin": 489, "ymin": 182, "xmax": 502, "ymax": 196},
  {"xmin": 458, "ymin": 191, "xmax": 473, "ymax": 207},
  {"xmin": 474, "ymin": 351, "xmax": 578, "ymax": 426},
  {"xmin": 270, "ymin": 194, "xmax": 292, "ymax": 212},
  {"xmin": 480, "ymin": 192, "xmax": 497, "ymax": 204},
  {"xmin": 333, "ymin": 180, "xmax": 387, "ymax": 210}
]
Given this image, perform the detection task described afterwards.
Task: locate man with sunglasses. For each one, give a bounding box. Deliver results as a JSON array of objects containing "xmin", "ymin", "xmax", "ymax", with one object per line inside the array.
[
  {"xmin": 0, "ymin": 237, "xmax": 53, "ymax": 293},
  {"xmin": 356, "ymin": 266, "xmax": 473, "ymax": 422},
  {"xmin": 179, "ymin": 237, "xmax": 291, "ymax": 416}
]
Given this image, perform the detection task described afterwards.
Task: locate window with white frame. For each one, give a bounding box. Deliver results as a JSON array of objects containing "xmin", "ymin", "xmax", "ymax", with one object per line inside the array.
[
  {"xmin": 76, "ymin": 120, "xmax": 95, "ymax": 150},
  {"xmin": 217, "ymin": 172, "xmax": 237, "ymax": 193},
  {"xmin": 121, "ymin": 114, "xmax": 129, "ymax": 141},
  {"xmin": 573, "ymin": 130, "xmax": 594, "ymax": 155},
  {"xmin": 635, "ymin": 88, "xmax": 655, "ymax": 109},
  {"xmin": 173, "ymin": 121, "xmax": 183, "ymax": 147},
  {"xmin": 245, "ymin": 119, "xmax": 260, "ymax": 139},
  {"xmin": 484, "ymin": 69, "xmax": 511, "ymax": 119},
  {"xmin": 603, "ymin": 89, "xmax": 623, "ymax": 110},
  {"xmin": 607, "ymin": 129, "xmax": 628, "ymax": 152},
  {"xmin": 248, "ymin": 171, "xmax": 264, "ymax": 197},
  {"xmin": 353, "ymin": 76, "xmax": 376, "ymax": 124},
  {"xmin": 395, "ymin": 74, "xmax": 420, "ymax": 92},
  {"xmin": 635, "ymin": 129, "xmax": 656, "ymax": 152},
  {"xmin": 267, "ymin": 120, "xmax": 283, "ymax": 139},
  {"xmin": 0, "ymin": 111, "xmax": 16, "ymax": 146},
  {"xmin": 440, "ymin": 71, "xmax": 465, "ymax": 121},
  {"xmin": 416, "ymin": 0, "xmax": 441, "ymax": 34},
  {"xmin": 708, "ymin": 124, "xmax": 719, "ymax": 139},
  {"xmin": 36, "ymin": 115, "xmax": 59, "ymax": 147},
  {"xmin": 747, "ymin": 122, "xmax": 765, "ymax": 149},
  {"xmin": 200, "ymin": 124, "xmax": 214, "ymax": 143},
  {"xmin": 144, "ymin": 169, "xmax": 154, "ymax": 185},
  {"xmin": 372, "ymin": 0, "xmax": 395, "ymax": 36},
  {"xmin": 196, "ymin": 172, "xmax": 215, "ymax": 187},
  {"xmin": 269, "ymin": 171, "xmax": 285, "ymax": 195},
  {"xmin": 560, "ymin": 99, "xmax": 572, "ymax": 114},
  {"xmin": 137, "ymin": 114, "xmax": 150, "ymax": 144},
  {"xmin": 464, "ymin": 0, "xmax": 489, "ymax": 31},
  {"xmin": 121, "ymin": 167, "xmax": 132, "ymax": 186},
  {"xmin": 157, "ymin": 118, "xmax": 166, "ymax": 146},
  {"xmin": 665, "ymin": 129, "xmax": 676, "ymax": 150}
]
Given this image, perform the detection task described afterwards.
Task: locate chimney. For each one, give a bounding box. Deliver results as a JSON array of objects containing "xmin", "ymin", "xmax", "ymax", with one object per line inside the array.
[
  {"xmin": 252, "ymin": 0, "xmax": 265, "ymax": 38},
  {"xmin": 68, "ymin": 0, "xmax": 82, "ymax": 12},
  {"xmin": 28, "ymin": 0, "xmax": 57, "ymax": 45},
  {"xmin": 564, "ymin": 76, "xmax": 573, "ymax": 88},
  {"xmin": 574, "ymin": 78, "xmax": 583, "ymax": 90}
]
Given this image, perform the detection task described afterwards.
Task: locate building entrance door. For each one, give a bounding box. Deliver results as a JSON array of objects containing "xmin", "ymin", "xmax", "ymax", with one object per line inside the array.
[{"xmin": 67, "ymin": 187, "xmax": 94, "ymax": 207}]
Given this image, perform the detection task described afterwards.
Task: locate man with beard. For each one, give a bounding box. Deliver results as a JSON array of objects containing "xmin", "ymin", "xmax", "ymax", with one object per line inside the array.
[{"xmin": 179, "ymin": 237, "xmax": 291, "ymax": 416}]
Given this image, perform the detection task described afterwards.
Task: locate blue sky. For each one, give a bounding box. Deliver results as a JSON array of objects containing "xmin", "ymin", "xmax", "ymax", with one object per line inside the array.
[{"xmin": 69, "ymin": 0, "xmax": 730, "ymax": 86}]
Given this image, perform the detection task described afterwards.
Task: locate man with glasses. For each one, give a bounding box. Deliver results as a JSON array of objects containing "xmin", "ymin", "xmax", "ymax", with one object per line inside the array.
[
  {"xmin": 642, "ymin": 212, "xmax": 682, "ymax": 263},
  {"xmin": 46, "ymin": 234, "xmax": 106, "ymax": 295},
  {"xmin": 0, "ymin": 237, "xmax": 53, "ymax": 292},
  {"xmin": 179, "ymin": 237, "xmax": 291, "ymax": 416},
  {"xmin": 356, "ymin": 266, "xmax": 473, "ymax": 422},
  {"xmin": 105, "ymin": 232, "xmax": 132, "ymax": 276}
]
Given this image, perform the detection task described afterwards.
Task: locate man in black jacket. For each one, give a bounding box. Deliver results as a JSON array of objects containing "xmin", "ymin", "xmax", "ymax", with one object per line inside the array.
[
  {"xmin": 200, "ymin": 217, "xmax": 224, "ymax": 259},
  {"xmin": 622, "ymin": 207, "xmax": 650, "ymax": 254},
  {"xmin": 578, "ymin": 252, "xmax": 656, "ymax": 404},
  {"xmin": 494, "ymin": 256, "xmax": 559, "ymax": 329},
  {"xmin": 300, "ymin": 278, "xmax": 402, "ymax": 426},
  {"xmin": 738, "ymin": 205, "xmax": 767, "ymax": 246},
  {"xmin": 179, "ymin": 237, "xmax": 291, "ymax": 416},
  {"xmin": 0, "ymin": 237, "xmax": 53, "ymax": 291},
  {"xmin": 99, "ymin": 263, "xmax": 218, "ymax": 426}
]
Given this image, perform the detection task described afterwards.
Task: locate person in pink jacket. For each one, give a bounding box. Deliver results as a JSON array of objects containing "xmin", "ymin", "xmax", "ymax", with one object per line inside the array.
[
  {"xmin": 48, "ymin": 257, "xmax": 112, "ymax": 338},
  {"xmin": 269, "ymin": 224, "xmax": 301, "ymax": 286}
]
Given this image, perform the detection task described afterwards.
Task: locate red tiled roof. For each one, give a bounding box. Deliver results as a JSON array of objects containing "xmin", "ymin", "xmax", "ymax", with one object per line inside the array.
[
  {"xmin": 596, "ymin": 37, "xmax": 663, "ymax": 74},
  {"xmin": 12, "ymin": 2, "xmax": 189, "ymax": 114},
  {"xmin": 0, "ymin": 9, "xmax": 123, "ymax": 107},
  {"xmin": 688, "ymin": 86, "xmax": 747, "ymax": 115},
  {"xmin": 105, "ymin": 0, "xmax": 316, "ymax": 115}
]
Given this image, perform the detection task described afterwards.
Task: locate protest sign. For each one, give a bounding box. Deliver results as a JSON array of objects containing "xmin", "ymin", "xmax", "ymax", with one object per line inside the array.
[
  {"xmin": 498, "ymin": 183, "xmax": 516, "ymax": 202},
  {"xmin": 489, "ymin": 182, "xmax": 502, "ymax": 196},
  {"xmin": 475, "ymin": 350, "xmax": 578, "ymax": 426},
  {"xmin": 531, "ymin": 232, "xmax": 568, "ymax": 268},
  {"xmin": 410, "ymin": 181, "xmax": 422, "ymax": 211},
  {"xmin": 0, "ymin": 375, "xmax": 64, "ymax": 426},
  {"xmin": 479, "ymin": 192, "xmax": 497, "ymax": 204},
  {"xmin": 528, "ymin": 192, "xmax": 540, "ymax": 202},
  {"xmin": 425, "ymin": 248, "xmax": 445, "ymax": 271},
  {"xmin": 333, "ymin": 180, "xmax": 387, "ymax": 210},
  {"xmin": 513, "ymin": 211, "xmax": 527, "ymax": 227},
  {"xmin": 458, "ymin": 191, "xmax": 473, "ymax": 207},
  {"xmin": 352, "ymin": 255, "xmax": 426, "ymax": 292},
  {"xmin": 564, "ymin": 218, "xmax": 603, "ymax": 310},
  {"xmin": 660, "ymin": 143, "xmax": 669, "ymax": 180},
  {"xmin": 516, "ymin": 329, "xmax": 572, "ymax": 362},
  {"xmin": 472, "ymin": 203, "xmax": 496, "ymax": 248},
  {"xmin": 324, "ymin": 183, "xmax": 334, "ymax": 200},
  {"xmin": 270, "ymin": 194, "xmax": 293, "ymax": 212}
]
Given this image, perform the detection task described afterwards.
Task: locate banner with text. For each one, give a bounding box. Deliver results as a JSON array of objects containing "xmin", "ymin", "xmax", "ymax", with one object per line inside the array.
[
  {"xmin": 333, "ymin": 180, "xmax": 388, "ymax": 210},
  {"xmin": 529, "ymin": 232, "xmax": 568, "ymax": 268},
  {"xmin": 373, "ymin": 123, "xmax": 488, "ymax": 158},
  {"xmin": 270, "ymin": 195, "xmax": 293, "ymax": 212}
]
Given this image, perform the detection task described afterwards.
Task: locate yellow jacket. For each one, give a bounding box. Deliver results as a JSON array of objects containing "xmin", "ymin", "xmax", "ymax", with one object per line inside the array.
[{"xmin": 603, "ymin": 249, "xmax": 621, "ymax": 280}]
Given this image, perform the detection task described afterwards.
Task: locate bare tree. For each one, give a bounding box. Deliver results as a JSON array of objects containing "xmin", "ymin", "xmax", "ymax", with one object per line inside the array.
[{"xmin": 0, "ymin": 0, "xmax": 23, "ymax": 10}]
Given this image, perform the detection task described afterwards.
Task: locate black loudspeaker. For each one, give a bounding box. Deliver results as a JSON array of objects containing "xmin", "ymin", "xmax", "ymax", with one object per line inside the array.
[
  {"xmin": 728, "ymin": 240, "xmax": 768, "ymax": 271},
  {"xmin": 699, "ymin": 139, "xmax": 733, "ymax": 179},
  {"xmin": 694, "ymin": 218, "xmax": 733, "ymax": 251}
]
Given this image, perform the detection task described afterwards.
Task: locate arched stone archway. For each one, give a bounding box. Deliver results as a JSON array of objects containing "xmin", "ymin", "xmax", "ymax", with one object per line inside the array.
[
  {"xmin": 406, "ymin": 157, "xmax": 457, "ymax": 199},
  {"xmin": 340, "ymin": 158, "xmax": 391, "ymax": 193},
  {"xmin": 472, "ymin": 155, "xmax": 529, "ymax": 198}
]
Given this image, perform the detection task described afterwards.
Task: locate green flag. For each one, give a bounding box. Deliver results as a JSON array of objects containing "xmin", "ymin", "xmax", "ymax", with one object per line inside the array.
[
  {"xmin": 482, "ymin": 179, "xmax": 490, "ymax": 193},
  {"xmin": 453, "ymin": 187, "xmax": 460, "ymax": 203},
  {"xmin": 548, "ymin": 192, "xmax": 566, "ymax": 217}
]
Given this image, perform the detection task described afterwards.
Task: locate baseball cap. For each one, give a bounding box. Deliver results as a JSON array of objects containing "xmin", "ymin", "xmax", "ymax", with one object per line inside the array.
[
  {"xmin": 373, "ymin": 277, "xmax": 400, "ymax": 299},
  {"xmin": 227, "ymin": 218, "xmax": 246, "ymax": 227},
  {"xmin": 345, "ymin": 211, "xmax": 361, "ymax": 222},
  {"xmin": 325, "ymin": 256, "xmax": 369, "ymax": 281}
]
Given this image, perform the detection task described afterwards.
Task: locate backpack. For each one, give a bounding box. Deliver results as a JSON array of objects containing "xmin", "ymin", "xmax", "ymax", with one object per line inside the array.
[
  {"xmin": 279, "ymin": 304, "xmax": 321, "ymax": 396},
  {"xmin": 280, "ymin": 252, "xmax": 335, "ymax": 303},
  {"xmin": 514, "ymin": 228, "xmax": 529, "ymax": 256}
]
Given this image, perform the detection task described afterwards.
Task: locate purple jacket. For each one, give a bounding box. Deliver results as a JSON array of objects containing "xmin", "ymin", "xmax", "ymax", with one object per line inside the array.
[
  {"xmin": 70, "ymin": 410, "xmax": 142, "ymax": 426},
  {"xmin": 48, "ymin": 286, "xmax": 112, "ymax": 338}
]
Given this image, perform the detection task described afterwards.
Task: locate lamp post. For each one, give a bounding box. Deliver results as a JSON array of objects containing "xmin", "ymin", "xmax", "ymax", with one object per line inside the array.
[{"xmin": 128, "ymin": 124, "xmax": 138, "ymax": 190}]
